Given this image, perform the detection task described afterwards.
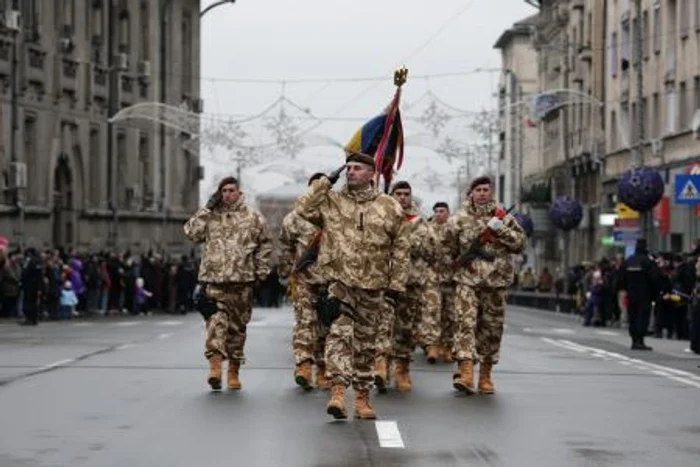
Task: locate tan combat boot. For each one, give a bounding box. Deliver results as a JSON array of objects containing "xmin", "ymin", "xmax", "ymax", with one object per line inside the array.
[
  {"xmin": 354, "ymin": 389, "xmax": 377, "ymax": 419},
  {"xmin": 393, "ymin": 359, "xmax": 412, "ymax": 392},
  {"xmin": 294, "ymin": 360, "xmax": 313, "ymax": 390},
  {"xmin": 227, "ymin": 361, "xmax": 242, "ymax": 390},
  {"xmin": 453, "ymin": 360, "xmax": 475, "ymax": 394},
  {"xmin": 374, "ymin": 356, "xmax": 389, "ymax": 394},
  {"xmin": 207, "ymin": 355, "xmax": 223, "ymax": 390},
  {"xmin": 478, "ymin": 362, "xmax": 495, "ymax": 394},
  {"xmin": 315, "ymin": 363, "xmax": 330, "ymax": 390},
  {"xmin": 326, "ymin": 385, "xmax": 348, "ymax": 419},
  {"xmin": 426, "ymin": 346, "xmax": 440, "ymax": 364}
]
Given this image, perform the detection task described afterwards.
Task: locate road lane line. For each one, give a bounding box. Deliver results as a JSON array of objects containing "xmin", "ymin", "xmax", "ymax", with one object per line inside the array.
[
  {"xmin": 157, "ymin": 333, "xmax": 173, "ymax": 340},
  {"xmin": 543, "ymin": 338, "xmax": 700, "ymax": 389},
  {"xmin": 113, "ymin": 321, "xmax": 139, "ymax": 327},
  {"xmin": 157, "ymin": 320, "xmax": 184, "ymax": 326},
  {"xmin": 375, "ymin": 421, "xmax": 405, "ymax": 448},
  {"xmin": 39, "ymin": 359, "xmax": 74, "ymax": 371},
  {"xmin": 594, "ymin": 330, "xmax": 620, "ymax": 336},
  {"xmin": 116, "ymin": 344, "xmax": 136, "ymax": 350}
]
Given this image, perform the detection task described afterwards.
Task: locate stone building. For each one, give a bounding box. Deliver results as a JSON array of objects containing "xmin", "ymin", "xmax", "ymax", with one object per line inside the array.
[{"xmin": 0, "ymin": 0, "xmax": 202, "ymax": 253}]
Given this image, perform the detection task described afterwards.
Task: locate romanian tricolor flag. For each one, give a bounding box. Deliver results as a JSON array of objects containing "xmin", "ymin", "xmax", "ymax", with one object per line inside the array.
[{"xmin": 344, "ymin": 67, "xmax": 408, "ymax": 192}]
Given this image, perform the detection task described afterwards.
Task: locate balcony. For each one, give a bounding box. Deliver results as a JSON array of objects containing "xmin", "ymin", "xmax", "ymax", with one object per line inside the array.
[
  {"xmin": 120, "ymin": 74, "xmax": 135, "ymax": 105},
  {"xmin": 26, "ymin": 46, "xmax": 46, "ymax": 86},
  {"xmin": 61, "ymin": 58, "xmax": 79, "ymax": 92},
  {"xmin": 92, "ymin": 65, "xmax": 108, "ymax": 100},
  {"xmin": 664, "ymin": 50, "xmax": 676, "ymax": 83},
  {"xmin": 0, "ymin": 38, "xmax": 11, "ymax": 76}
]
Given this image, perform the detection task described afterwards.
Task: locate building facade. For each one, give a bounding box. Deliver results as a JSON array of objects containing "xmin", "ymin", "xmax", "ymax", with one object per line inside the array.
[
  {"xmin": 0, "ymin": 0, "xmax": 202, "ymax": 253},
  {"xmin": 604, "ymin": 0, "xmax": 700, "ymax": 253}
]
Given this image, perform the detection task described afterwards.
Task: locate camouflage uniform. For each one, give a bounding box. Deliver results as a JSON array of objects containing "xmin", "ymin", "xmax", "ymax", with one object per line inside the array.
[
  {"xmin": 391, "ymin": 204, "xmax": 435, "ymax": 362},
  {"xmin": 294, "ymin": 177, "xmax": 410, "ymax": 391},
  {"xmin": 184, "ymin": 196, "xmax": 272, "ymax": 364},
  {"xmin": 278, "ymin": 211, "xmax": 327, "ymax": 367},
  {"xmin": 444, "ymin": 199, "xmax": 526, "ymax": 365},
  {"xmin": 433, "ymin": 220, "xmax": 457, "ymax": 357}
]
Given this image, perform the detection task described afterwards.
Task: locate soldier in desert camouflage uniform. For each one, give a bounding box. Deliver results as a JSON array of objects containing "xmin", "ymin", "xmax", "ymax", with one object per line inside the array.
[
  {"xmin": 279, "ymin": 173, "xmax": 330, "ymax": 391},
  {"xmin": 430, "ymin": 202, "xmax": 457, "ymax": 363},
  {"xmin": 294, "ymin": 157, "xmax": 410, "ymax": 420},
  {"xmin": 374, "ymin": 181, "xmax": 433, "ymax": 393},
  {"xmin": 444, "ymin": 176, "xmax": 526, "ymax": 395},
  {"xmin": 184, "ymin": 176, "xmax": 272, "ymax": 391}
]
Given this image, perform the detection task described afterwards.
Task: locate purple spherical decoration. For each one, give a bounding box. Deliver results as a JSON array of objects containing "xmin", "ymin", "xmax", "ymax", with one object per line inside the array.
[
  {"xmin": 514, "ymin": 212, "xmax": 534, "ymax": 237},
  {"xmin": 548, "ymin": 196, "xmax": 583, "ymax": 231},
  {"xmin": 617, "ymin": 166, "xmax": 664, "ymax": 212}
]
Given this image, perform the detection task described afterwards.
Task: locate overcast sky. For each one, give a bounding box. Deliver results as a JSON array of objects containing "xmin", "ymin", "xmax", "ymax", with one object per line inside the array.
[{"xmin": 198, "ymin": 0, "xmax": 537, "ymax": 209}]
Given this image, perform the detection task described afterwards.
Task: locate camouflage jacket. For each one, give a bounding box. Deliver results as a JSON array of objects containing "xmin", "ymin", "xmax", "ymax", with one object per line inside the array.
[
  {"xmin": 444, "ymin": 199, "xmax": 526, "ymax": 289},
  {"xmin": 404, "ymin": 204, "xmax": 435, "ymax": 286},
  {"xmin": 278, "ymin": 210, "xmax": 325, "ymax": 285},
  {"xmin": 294, "ymin": 177, "xmax": 410, "ymax": 293},
  {"xmin": 183, "ymin": 196, "xmax": 272, "ymax": 284},
  {"xmin": 430, "ymin": 220, "xmax": 454, "ymax": 285}
]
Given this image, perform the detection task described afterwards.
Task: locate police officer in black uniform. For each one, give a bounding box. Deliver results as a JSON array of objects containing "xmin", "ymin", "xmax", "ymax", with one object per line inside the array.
[{"xmin": 618, "ymin": 239, "xmax": 662, "ymax": 350}]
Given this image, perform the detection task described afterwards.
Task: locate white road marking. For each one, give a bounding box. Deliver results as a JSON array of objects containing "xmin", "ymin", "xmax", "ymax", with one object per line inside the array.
[
  {"xmin": 375, "ymin": 421, "xmax": 405, "ymax": 448},
  {"xmin": 114, "ymin": 321, "xmax": 139, "ymax": 327},
  {"xmin": 157, "ymin": 333, "xmax": 173, "ymax": 340},
  {"xmin": 39, "ymin": 359, "xmax": 74, "ymax": 371},
  {"xmin": 72, "ymin": 322, "xmax": 94, "ymax": 327},
  {"xmin": 594, "ymin": 330, "xmax": 620, "ymax": 336},
  {"xmin": 542, "ymin": 337, "xmax": 700, "ymax": 389},
  {"xmin": 157, "ymin": 320, "xmax": 184, "ymax": 326},
  {"xmin": 523, "ymin": 327, "xmax": 576, "ymax": 335},
  {"xmin": 116, "ymin": 344, "xmax": 137, "ymax": 350}
]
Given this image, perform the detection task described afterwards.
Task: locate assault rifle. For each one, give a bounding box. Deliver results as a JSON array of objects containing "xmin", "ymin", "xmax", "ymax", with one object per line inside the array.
[
  {"xmin": 452, "ymin": 204, "xmax": 516, "ymax": 272},
  {"xmin": 293, "ymin": 231, "xmax": 323, "ymax": 274}
]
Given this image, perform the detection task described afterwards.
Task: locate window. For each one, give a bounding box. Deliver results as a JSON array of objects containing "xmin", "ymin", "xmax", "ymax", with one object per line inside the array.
[
  {"xmin": 21, "ymin": 0, "xmax": 38, "ymax": 33},
  {"xmin": 62, "ymin": 0, "xmax": 75, "ymax": 35},
  {"xmin": 632, "ymin": 18, "xmax": 639, "ymax": 66},
  {"xmin": 621, "ymin": 104, "xmax": 631, "ymax": 146},
  {"xmin": 642, "ymin": 10, "xmax": 649, "ymax": 58},
  {"xmin": 694, "ymin": 76, "xmax": 700, "ymax": 113},
  {"xmin": 680, "ymin": 81, "xmax": 688, "ymax": 128},
  {"xmin": 610, "ymin": 32, "xmax": 618, "ymax": 75},
  {"xmin": 139, "ymin": 133, "xmax": 151, "ymax": 208},
  {"xmin": 118, "ymin": 10, "xmax": 130, "ymax": 54},
  {"xmin": 642, "ymin": 97, "xmax": 648, "ymax": 139},
  {"xmin": 631, "ymin": 102, "xmax": 637, "ymax": 143},
  {"xmin": 117, "ymin": 132, "xmax": 127, "ymax": 209},
  {"xmin": 23, "ymin": 116, "xmax": 36, "ymax": 191},
  {"xmin": 666, "ymin": 85, "xmax": 678, "ymax": 134},
  {"xmin": 653, "ymin": 4, "xmax": 661, "ymax": 53},
  {"xmin": 652, "ymin": 93, "xmax": 660, "ymax": 137},
  {"xmin": 621, "ymin": 24, "xmax": 631, "ymax": 70},
  {"xmin": 681, "ymin": 0, "xmax": 690, "ymax": 35},
  {"xmin": 181, "ymin": 11, "xmax": 193, "ymax": 95},
  {"xmin": 610, "ymin": 110, "xmax": 618, "ymax": 149},
  {"xmin": 140, "ymin": 2, "xmax": 150, "ymax": 60},
  {"xmin": 90, "ymin": 126, "xmax": 101, "ymax": 206}
]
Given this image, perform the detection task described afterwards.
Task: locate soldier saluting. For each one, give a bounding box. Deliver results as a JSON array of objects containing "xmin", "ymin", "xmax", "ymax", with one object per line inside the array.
[
  {"xmin": 294, "ymin": 67, "xmax": 411, "ymax": 420},
  {"xmin": 445, "ymin": 176, "xmax": 526, "ymax": 395}
]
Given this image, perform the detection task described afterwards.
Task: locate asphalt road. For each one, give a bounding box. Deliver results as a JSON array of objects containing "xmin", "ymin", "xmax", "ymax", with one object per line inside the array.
[{"xmin": 0, "ymin": 305, "xmax": 699, "ymax": 467}]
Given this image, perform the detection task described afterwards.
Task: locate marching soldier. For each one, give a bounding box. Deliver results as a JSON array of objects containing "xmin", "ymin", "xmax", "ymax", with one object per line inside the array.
[
  {"xmin": 382, "ymin": 181, "xmax": 434, "ymax": 392},
  {"xmin": 445, "ymin": 176, "xmax": 526, "ymax": 395},
  {"xmin": 184, "ymin": 176, "xmax": 272, "ymax": 391},
  {"xmin": 279, "ymin": 173, "xmax": 330, "ymax": 390},
  {"xmin": 294, "ymin": 157, "xmax": 410, "ymax": 420},
  {"xmin": 426, "ymin": 202, "xmax": 456, "ymax": 363}
]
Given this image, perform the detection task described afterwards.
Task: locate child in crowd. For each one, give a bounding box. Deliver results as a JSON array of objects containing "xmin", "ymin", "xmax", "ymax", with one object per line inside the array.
[
  {"xmin": 60, "ymin": 280, "xmax": 78, "ymax": 320},
  {"xmin": 135, "ymin": 277, "xmax": 153, "ymax": 316}
]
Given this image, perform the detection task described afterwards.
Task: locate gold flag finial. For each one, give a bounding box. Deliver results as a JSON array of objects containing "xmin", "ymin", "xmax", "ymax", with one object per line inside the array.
[{"xmin": 394, "ymin": 66, "xmax": 408, "ymax": 87}]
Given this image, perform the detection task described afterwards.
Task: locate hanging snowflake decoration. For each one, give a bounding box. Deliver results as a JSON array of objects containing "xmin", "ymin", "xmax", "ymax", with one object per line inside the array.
[
  {"xmin": 418, "ymin": 99, "xmax": 452, "ymax": 137},
  {"xmin": 264, "ymin": 107, "xmax": 305, "ymax": 159}
]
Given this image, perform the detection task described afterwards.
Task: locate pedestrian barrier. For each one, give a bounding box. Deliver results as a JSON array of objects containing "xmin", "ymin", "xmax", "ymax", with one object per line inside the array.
[{"xmin": 507, "ymin": 290, "xmax": 576, "ymax": 314}]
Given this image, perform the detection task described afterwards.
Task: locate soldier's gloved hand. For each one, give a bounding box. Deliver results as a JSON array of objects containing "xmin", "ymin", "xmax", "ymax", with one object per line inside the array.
[
  {"xmin": 205, "ymin": 191, "xmax": 222, "ymax": 210},
  {"xmin": 327, "ymin": 164, "xmax": 347, "ymax": 186},
  {"xmin": 487, "ymin": 217, "xmax": 504, "ymax": 231},
  {"xmin": 384, "ymin": 290, "xmax": 401, "ymax": 308}
]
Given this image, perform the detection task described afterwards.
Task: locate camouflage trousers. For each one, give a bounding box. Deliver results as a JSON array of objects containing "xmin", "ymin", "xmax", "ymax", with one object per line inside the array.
[
  {"xmin": 325, "ymin": 282, "xmax": 381, "ymax": 391},
  {"xmin": 454, "ymin": 284, "xmax": 507, "ymax": 364},
  {"xmin": 392, "ymin": 286, "xmax": 424, "ymax": 361},
  {"xmin": 417, "ymin": 280, "xmax": 442, "ymax": 348},
  {"xmin": 439, "ymin": 284, "xmax": 456, "ymax": 352},
  {"xmin": 375, "ymin": 298, "xmax": 395, "ymax": 359},
  {"xmin": 205, "ymin": 283, "xmax": 254, "ymax": 363},
  {"xmin": 292, "ymin": 281, "xmax": 328, "ymax": 365}
]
